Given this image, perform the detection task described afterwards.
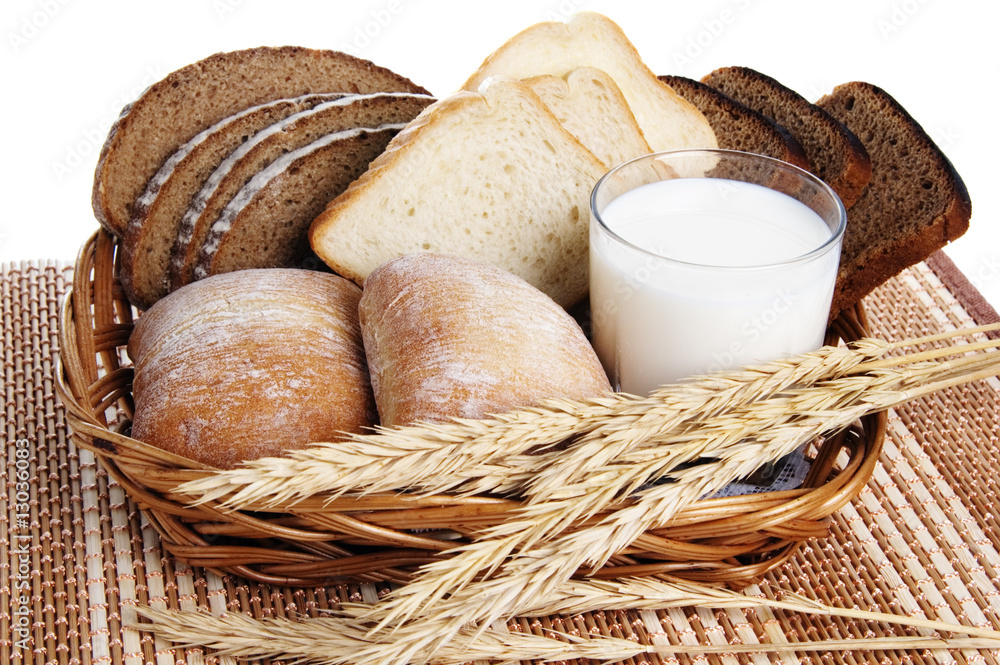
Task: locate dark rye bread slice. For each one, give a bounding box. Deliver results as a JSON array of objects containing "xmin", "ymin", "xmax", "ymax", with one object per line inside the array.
[
  {"xmin": 817, "ymin": 82, "xmax": 972, "ymax": 319},
  {"xmin": 193, "ymin": 124, "xmax": 407, "ymax": 280},
  {"xmin": 121, "ymin": 92, "xmax": 349, "ymax": 309},
  {"xmin": 170, "ymin": 92, "xmax": 435, "ymax": 291},
  {"xmin": 92, "ymin": 46, "xmax": 430, "ymax": 237},
  {"xmin": 659, "ymin": 74, "xmax": 809, "ymax": 170},
  {"xmin": 701, "ymin": 66, "xmax": 872, "ymax": 209}
]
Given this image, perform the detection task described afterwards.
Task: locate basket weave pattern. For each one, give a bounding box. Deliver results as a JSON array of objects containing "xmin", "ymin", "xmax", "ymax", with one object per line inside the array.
[{"xmin": 55, "ymin": 230, "xmax": 886, "ymax": 587}]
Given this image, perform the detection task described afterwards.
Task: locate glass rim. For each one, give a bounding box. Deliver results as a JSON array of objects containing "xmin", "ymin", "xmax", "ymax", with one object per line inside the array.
[{"xmin": 590, "ymin": 149, "xmax": 848, "ymax": 272}]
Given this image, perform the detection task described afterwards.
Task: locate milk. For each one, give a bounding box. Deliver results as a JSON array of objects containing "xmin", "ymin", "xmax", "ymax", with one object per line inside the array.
[{"xmin": 590, "ymin": 176, "xmax": 842, "ymax": 395}]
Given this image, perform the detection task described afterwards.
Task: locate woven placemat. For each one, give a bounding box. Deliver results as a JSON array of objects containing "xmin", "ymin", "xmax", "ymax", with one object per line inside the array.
[{"xmin": 3, "ymin": 254, "xmax": 999, "ymax": 665}]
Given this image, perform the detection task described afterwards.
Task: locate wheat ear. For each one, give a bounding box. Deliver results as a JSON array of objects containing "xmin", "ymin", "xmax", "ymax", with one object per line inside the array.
[
  {"xmin": 163, "ymin": 325, "xmax": 1000, "ymax": 665},
  {"xmin": 135, "ymin": 575, "xmax": 1000, "ymax": 665},
  {"xmin": 136, "ymin": 605, "xmax": 1000, "ymax": 664}
]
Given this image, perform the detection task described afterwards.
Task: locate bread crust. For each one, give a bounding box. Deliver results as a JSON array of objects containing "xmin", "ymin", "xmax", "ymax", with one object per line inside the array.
[
  {"xmin": 128, "ymin": 269, "xmax": 376, "ymax": 469},
  {"xmin": 358, "ymin": 253, "xmax": 611, "ymax": 427},
  {"xmin": 93, "ymin": 46, "xmax": 430, "ymax": 237},
  {"xmin": 817, "ymin": 81, "xmax": 972, "ymax": 319}
]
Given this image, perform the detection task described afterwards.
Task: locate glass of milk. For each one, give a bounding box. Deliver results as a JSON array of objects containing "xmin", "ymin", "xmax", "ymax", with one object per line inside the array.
[{"xmin": 590, "ymin": 149, "xmax": 846, "ymax": 395}]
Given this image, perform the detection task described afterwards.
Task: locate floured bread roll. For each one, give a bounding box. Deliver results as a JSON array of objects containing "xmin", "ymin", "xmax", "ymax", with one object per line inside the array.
[
  {"xmin": 128, "ymin": 268, "xmax": 376, "ymax": 469},
  {"xmin": 359, "ymin": 253, "xmax": 611, "ymax": 426}
]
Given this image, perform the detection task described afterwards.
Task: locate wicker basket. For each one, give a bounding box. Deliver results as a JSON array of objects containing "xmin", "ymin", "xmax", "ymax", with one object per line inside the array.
[{"xmin": 56, "ymin": 229, "xmax": 886, "ymax": 587}]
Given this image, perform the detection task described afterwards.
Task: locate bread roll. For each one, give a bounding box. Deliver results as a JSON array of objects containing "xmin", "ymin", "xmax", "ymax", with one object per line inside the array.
[
  {"xmin": 359, "ymin": 253, "xmax": 611, "ymax": 426},
  {"xmin": 128, "ymin": 268, "xmax": 376, "ymax": 469}
]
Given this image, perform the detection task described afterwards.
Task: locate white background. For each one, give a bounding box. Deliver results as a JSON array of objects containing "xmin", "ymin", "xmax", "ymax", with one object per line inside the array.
[{"xmin": 2, "ymin": 0, "xmax": 998, "ymax": 308}]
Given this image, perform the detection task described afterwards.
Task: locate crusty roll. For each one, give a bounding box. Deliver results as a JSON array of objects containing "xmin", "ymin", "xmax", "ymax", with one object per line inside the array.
[
  {"xmin": 127, "ymin": 268, "xmax": 376, "ymax": 469},
  {"xmin": 359, "ymin": 253, "xmax": 612, "ymax": 426}
]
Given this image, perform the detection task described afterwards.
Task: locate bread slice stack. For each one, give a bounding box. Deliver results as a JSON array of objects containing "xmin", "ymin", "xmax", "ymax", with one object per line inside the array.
[
  {"xmin": 309, "ymin": 12, "xmax": 972, "ymax": 318},
  {"xmin": 124, "ymin": 92, "xmax": 350, "ymax": 308},
  {"xmin": 91, "ymin": 46, "xmax": 433, "ymax": 309},
  {"xmin": 309, "ymin": 13, "xmax": 717, "ymax": 308},
  {"xmin": 658, "ymin": 74, "xmax": 809, "ymax": 171},
  {"xmin": 310, "ymin": 77, "xmax": 611, "ymax": 309},
  {"xmin": 91, "ymin": 17, "xmax": 971, "ymax": 324},
  {"xmin": 167, "ymin": 92, "xmax": 434, "ymax": 291},
  {"xmin": 700, "ymin": 66, "xmax": 873, "ymax": 210},
  {"xmin": 462, "ymin": 12, "xmax": 717, "ymax": 153}
]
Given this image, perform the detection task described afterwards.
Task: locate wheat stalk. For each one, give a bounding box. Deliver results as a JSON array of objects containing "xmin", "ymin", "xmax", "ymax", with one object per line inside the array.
[
  {"xmin": 136, "ymin": 605, "xmax": 1000, "ymax": 664},
  {"xmin": 535, "ymin": 576, "xmax": 1000, "ymax": 639},
  {"xmin": 134, "ymin": 573, "xmax": 1000, "ymax": 665}
]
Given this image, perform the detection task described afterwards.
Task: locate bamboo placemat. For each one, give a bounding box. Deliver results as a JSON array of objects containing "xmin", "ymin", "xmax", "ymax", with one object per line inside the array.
[{"xmin": 3, "ymin": 254, "xmax": 999, "ymax": 665}]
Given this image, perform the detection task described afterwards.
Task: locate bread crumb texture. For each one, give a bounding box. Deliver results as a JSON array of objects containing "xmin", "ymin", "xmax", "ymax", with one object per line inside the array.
[{"xmin": 817, "ymin": 81, "xmax": 971, "ymax": 317}]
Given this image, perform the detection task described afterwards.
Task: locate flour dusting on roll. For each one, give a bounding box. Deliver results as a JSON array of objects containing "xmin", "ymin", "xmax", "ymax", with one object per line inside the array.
[
  {"xmin": 359, "ymin": 253, "xmax": 612, "ymax": 427},
  {"xmin": 127, "ymin": 268, "xmax": 377, "ymax": 469}
]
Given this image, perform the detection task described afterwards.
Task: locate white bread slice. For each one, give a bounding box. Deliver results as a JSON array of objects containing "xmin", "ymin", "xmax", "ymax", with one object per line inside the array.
[
  {"xmin": 461, "ymin": 12, "xmax": 717, "ymax": 153},
  {"xmin": 524, "ymin": 67, "xmax": 652, "ymax": 169},
  {"xmin": 308, "ymin": 77, "xmax": 609, "ymax": 308}
]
